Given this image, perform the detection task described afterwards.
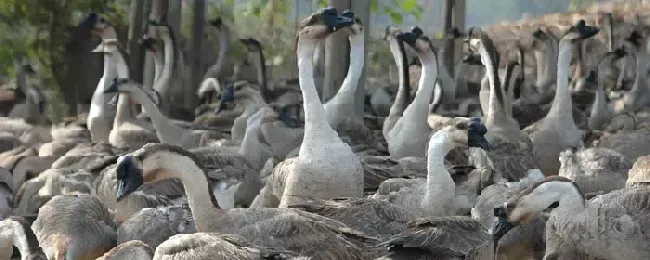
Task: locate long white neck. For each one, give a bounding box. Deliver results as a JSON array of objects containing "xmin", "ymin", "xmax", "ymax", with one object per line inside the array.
[
  {"xmin": 101, "ymin": 27, "xmax": 118, "ymax": 41},
  {"xmin": 547, "ymin": 39, "xmax": 574, "ymax": 121},
  {"xmin": 239, "ymin": 109, "xmax": 271, "ymax": 169},
  {"xmin": 537, "ymin": 36, "xmax": 558, "ymax": 91},
  {"xmin": 325, "ymin": 34, "xmax": 364, "ymax": 117},
  {"xmin": 536, "ymin": 182, "xmax": 585, "ymax": 214},
  {"xmin": 151, "ymin": 50, "xmax": 164, "ymax": 89},
  {"xmin": 478, "ymin": 46, "xmax": 508, "ymax": 128},
  {"xmin": 154, "ymin": 34, "xmax": 174, "ymax": 94},
  {"xmin": 534, "ymin": 49, "xmax": 546, "ymax": 87},
  {"xmin": 631, "ymin": 44, "xmax": 649, "ymax": 93},
  {"xmin": 158, "ymin": 155, "xmax": 220, "ymax": 232},
  {"xmin": 122, "ymin": 86, "xmax": 182, "ymax": 144},
  {"xmin": 422, "ymin": 131, "xmax": 455, "ymax": 215},
  {"xmin": 297, "ymin": 39, "xmax": 337, "ymax": 141},
  {"xmin": 590, "ymin": 55, "xmax": 613, "ymax": 130},
  {"xmin": 98, "ymin": 54, "xmax": 118, "ymax": 92},
  {"xmin": 113, "ymin": 52, "xmax": 132, "ymax": 126},
  {"xmin": 407, "ymin": 51, "xmax": 437, "ymax": 124},
  {"xmin": 388, "ymin": 38, "xmax": 407, "ymax": 116}
]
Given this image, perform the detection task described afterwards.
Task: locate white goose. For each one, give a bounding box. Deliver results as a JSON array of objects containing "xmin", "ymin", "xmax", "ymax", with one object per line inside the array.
[
  {"xmin": 386, "ymin": 26, "xmax": 438, "ymax": 160},
  {"xmin": 253, "ymin": 9, "xmax": 363, "ymax": 208},
  {"xmin": 468, "ymin": 31, "xmax": 538, "ymax": 182},
  {"xmin": 374, "ymin": 118, "xmax": 493, "ymax": 216},
  {"xmin": 506, "ymin": 176, "xmax": 650, "ymax": 259},
  {"xmin": 524, "ymin": 20, "xmax": 598, "ymax": 176},
  {"xmin": 78, "ymin": 12, "xmax": 119, "ymax": 143}
]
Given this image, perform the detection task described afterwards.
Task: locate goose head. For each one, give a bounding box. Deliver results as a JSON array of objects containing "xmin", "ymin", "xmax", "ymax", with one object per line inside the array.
[
  {"xmin": 562, "ymin": 20, "xmax": 600, "ymax": 41},
  {"xmin": 430, "ymin": 118, "xmax": 493, "ymax": 154},
  {"xmin": 295, "ymin": 6, "xmax": 354, "ymax": 48},
  {"xmin": 397, "ymin": 26, "xmax": 436, "ymax": 61},
  {"xmin": 78, "ymin": 12, "xmax": 112, "ymax": 37},
  {"xmin": 140, "ymin": 35, "xmax": 159, "ymax": 53},
  {"xmin": 505, "ymin": 176, "xmax": 584, "ymax": 224},
  {"xmin": 341, "ymin": 10, "xmax": 363, "ymax": 37}
]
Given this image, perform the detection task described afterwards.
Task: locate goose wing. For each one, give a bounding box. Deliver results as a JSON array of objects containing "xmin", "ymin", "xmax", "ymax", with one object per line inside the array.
[
  {"xmin": 358, "ymin": 156, "xmax": 399, "ymax": 190},
  {"xmin": 588, "ymin": 187, "xmax": 650, "ymax": 232},
  {"xmin": 288, "ymin": 197, "xmax": 416, "ymax": 240},
  {"xmin": 379, "ymin": 216, "xmax": 490, "ymax": 257}
]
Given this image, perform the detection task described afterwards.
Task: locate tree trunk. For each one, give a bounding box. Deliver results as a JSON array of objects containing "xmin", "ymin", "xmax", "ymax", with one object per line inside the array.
[
  {"xmin": 442, "ymin": 0, "xmax": 454, "ymax": 76},
  {"xmin": 351, "ymin": 0, "xmax": 369, "ymax": 116},
  {"xmin": 127, "ymin": 0, "xmax": 146, "ymax": 84},
  {"xmin": 323, "ymin": 0, "xmax": 351, "ymax": 102},
  {"xmin": 189, "ymin": 0, "xmax": 206, "ymax": 110}
]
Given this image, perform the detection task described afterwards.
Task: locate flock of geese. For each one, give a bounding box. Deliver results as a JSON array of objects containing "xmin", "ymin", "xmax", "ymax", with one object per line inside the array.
[{"xmin": 0, "ymin": 5, "xmax": 650, "ymax": 260}]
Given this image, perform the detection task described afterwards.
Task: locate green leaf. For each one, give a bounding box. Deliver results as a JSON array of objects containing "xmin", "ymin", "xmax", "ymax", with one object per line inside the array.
[
  {"xmin": 370, "ymin": 0, "xmax": 378, "ymax": 13},
  {"xmin": 389, "ymin": 12, "xmax": 403, "ymax": 24},
  {"xmin": 402, "ymin": 0, "xmax": 417, "ymax": 12},
  {"xmin": 317, "ymin": 0, "xmax": 327, "ymax": 9}
]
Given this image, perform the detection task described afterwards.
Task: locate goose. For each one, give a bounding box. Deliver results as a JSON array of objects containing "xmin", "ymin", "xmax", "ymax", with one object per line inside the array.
[
  {"xmin": 253, "ymin": 9, "xmax": 363, "ymax": 208},
  {"xmin": 152, "ymin": 233, "xmax": 307, "ymax": 260},
  {"xmin": 117, "ymin": 205, "xmax": 196, "ymax": 249},
  {"xmin": 104, "ymin": 78, "xmax": 207, "ymax": 149},
  {"xmin": 95, "ymin": 240, "xmax": 153, "ymax": 260},
  {"xmin": 78, "ymin": 12, "xmax": 119, "ymax": 143},
  {"xmin": 113, "ymin": 142, "xmax": 374, "ymax": 260},
  {"xmin": 258, "ymin": 104, "xmax": 305, "ymax": 160},
  {"xmin": 467, "ymin": 31, "xmax": 538, "ymax": 182},
  {"xmin": 5, "ymin": 64, "xmax": 48, "ymax": 126},
  {"xmin": 31, "ymin": 194, "xmax": 117, "ymax": 260},
  {"xmin": 506, "ymin": 176, "xmax": 650, "ymax": 259},
  {"xmin": 382, "ymin": 26, "xmax": 410, "ymax": 142},
  {"xmin": 198, "ymin": 18, "xmax": 232, "ymax": 104},
  {"xmin": 13, "ymin": 168, "xmax": 94, "ymax": 217},
  {"xmin": 612, "ymin": 29, "xmax": 650, "ymax": 115},
  {"xmin": 386, "ymin": 26, "xmax": 438, "ymax": 160},
  {"xmin": 141, "ymin": 36, "xmax": 164, "ymax": 91},
  {"xmin": 373, "ymin": 118, "xmax": 493, "ymax": 216},
  {"xmin": 471, "ymin": 170, "xmax": 547, "ymax": 259},
  {"xmin": 93, "ymin": 40, "xmax": 159, "ymax": 150},
  {"xmin": 0, "ymin": 216, "xmax": 46, "ymax": 260},
  {"xmin": 524, "ymin": 20, "xmax": 599, "ymax": 176},
  {"xmin": 92, "ymin": 162, "xmax": 178, "ymax": 224},
  {"xmin": 588, "ymin": 48, "xmax": 632, "ymax": 130},
  {"xmin": 559, "ymin": 147, "xmax": 633, "ymax": 195},
  {"xmin": 322, "ymin": 14, "xmax": 376, "ymax": 149},
  {"xmin": 626, "ymin": 155, "xmax": 650, "ymax": 188}
]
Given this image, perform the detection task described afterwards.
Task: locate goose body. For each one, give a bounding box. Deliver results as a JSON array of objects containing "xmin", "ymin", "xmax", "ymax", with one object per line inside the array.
[
  {"xmin": 507, "ymin": 178, "xmax": 650, "ymax": 259},
  {"xmin": 256, "ymin": 12, "xmax": 363, "ymax": 208}
]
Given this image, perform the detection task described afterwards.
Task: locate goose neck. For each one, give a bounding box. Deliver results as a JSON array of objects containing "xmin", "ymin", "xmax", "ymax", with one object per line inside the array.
[
  {"xmin": 159, "ymin": 155, "xmax": 223, "ymax": 231},
  {"xmin": 478, "ymin": 46, "xmax": 508, "ymax": 127},
  {"xmin": 388, "ymin": 38, "xmax": 409, "ymax": 113},
  {"xmin": 98, "ymin": 54, "xmax": 118, "ymax": 92},
  {"xmin": 151, "ymin": 50, "xmax": 164, "ymax": 87},
  {"xmin": 297, "ymin": 39, "xmax": 330, "ymax": 133},
  {"xmin": 334, "ymin": 35, "xmax": 364, "ymax": 98},
  {"xmin": 155, "ymin": 34, "xmax": 174, "ymax": 94},
  {"xmin": 534, "ymin": 49, "xmax": 546, "ymax": 87},
  {"xmin": 125, "ymin": 86, "xmax": 181, "ymax": 141},
  {"xmin": 412, "ymin": 52, "xmax": 438, "ymax": 107},
  {"xmin": 548, "ymin": 39, "xmax": 574, "ymax": 119},
  {"xmin": 101, "ymin": 27, "xmax": 118, "ymax": 41},
  {"xmin": 113, "ymin": 52, "xmax": 132, "ymax": 125},
  {"xmin": 423, "ymin": 132, "xmax": 455, "ymax": 213}
]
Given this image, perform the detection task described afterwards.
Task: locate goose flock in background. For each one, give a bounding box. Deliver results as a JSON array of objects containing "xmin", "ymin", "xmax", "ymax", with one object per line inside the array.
[{"xmin": 0, "ymin": 2, "xmax": 650, "ymax": 260}]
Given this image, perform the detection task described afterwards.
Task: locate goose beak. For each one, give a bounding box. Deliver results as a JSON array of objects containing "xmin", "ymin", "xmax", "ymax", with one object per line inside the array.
[
  {"xmin": 322, "ymin": 7, "xmax": 354, "ymax": 32},
  {"xmin": 116, "ymin": 156, "xmax": 144, "ymax": 202},
  {"xmin": 397, "ymin": 31, "xmax": 418, "ymax": 47},
  {"xmin": 492, "ymin": 207, "xmax": 516, "ymax": 246},
  {"xmin": 468, "ymin": 119, "xmax": 494, "ymax": 150}
]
